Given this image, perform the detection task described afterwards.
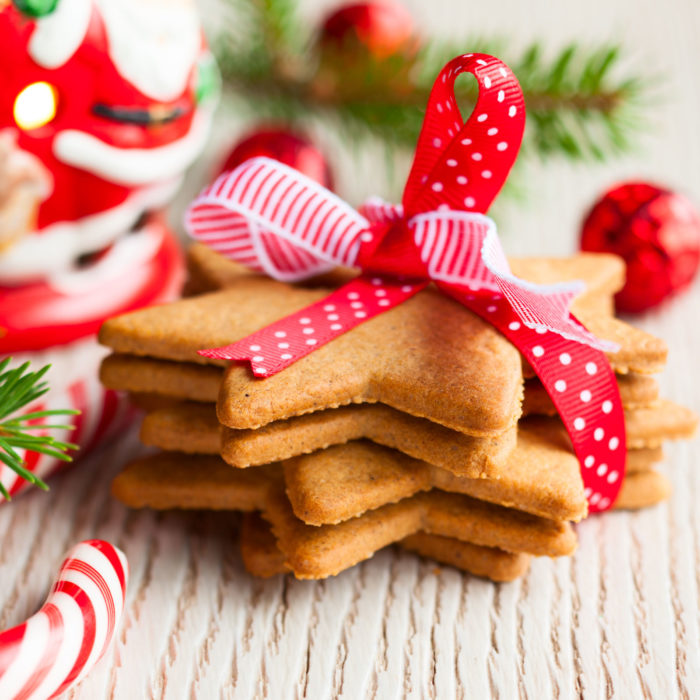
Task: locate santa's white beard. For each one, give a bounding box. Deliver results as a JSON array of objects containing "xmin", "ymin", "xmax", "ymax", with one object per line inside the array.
[{"xmin": 95, "ymin": 0, "xmax": 201, "ymax": 102}]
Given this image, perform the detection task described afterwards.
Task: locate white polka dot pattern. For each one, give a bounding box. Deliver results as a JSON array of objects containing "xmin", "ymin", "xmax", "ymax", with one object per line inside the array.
[
  {"xmin": 442, "ymin": 284, "xmax": 627, "ymax": 514},
  {"xmin": 401, "ymin": 53, "xmax": 525, "ymax": 216},
  {"xmin": 201, "ymin": 277, "xmax": 426, "ymax": 376}
]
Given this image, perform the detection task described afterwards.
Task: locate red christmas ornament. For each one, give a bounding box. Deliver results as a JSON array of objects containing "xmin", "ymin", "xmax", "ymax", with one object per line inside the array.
[
  {"xmin": 219, "ymin": 128, "xmax": 333, "ymax": 190},
  {"xmin": 580, "ymin": 182, "xmax": 700, "ymax": 313},
  {"xmin": 314, "ymin": 1, "xmax": 418, "ymax": 101},
  {"xmin": 320, "ymin": 1, "xmax": 415, "ymax": 60}
]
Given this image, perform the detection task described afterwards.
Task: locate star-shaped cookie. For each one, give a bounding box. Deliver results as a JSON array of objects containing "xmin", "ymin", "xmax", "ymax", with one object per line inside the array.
[
  {"xmin": 99, "ymin": 254, "xmax": 667, "ymax": 434},
  {"xmin": 100, "ymin": 277, "xmax": 524, "ymax": 436}
]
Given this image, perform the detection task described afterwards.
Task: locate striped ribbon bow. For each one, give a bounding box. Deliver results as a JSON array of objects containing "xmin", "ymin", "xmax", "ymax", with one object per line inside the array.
[{"xmin": 185, "ymin": 53, "xmax": 626, "ymax": 513}]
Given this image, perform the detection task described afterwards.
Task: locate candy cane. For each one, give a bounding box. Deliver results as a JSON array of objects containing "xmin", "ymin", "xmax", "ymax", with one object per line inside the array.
[{"xmin": 0, "ymin": 540, "xmax": 128, "ymax": 700}]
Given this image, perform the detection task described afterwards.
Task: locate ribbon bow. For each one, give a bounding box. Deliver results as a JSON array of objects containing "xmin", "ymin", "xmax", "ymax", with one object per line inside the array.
[{"xmin": 186, "ymin": 53, "xmax": 626, "ymax": 513}]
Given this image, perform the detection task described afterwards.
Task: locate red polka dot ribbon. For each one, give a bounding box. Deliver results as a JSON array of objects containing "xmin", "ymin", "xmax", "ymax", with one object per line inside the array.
[{"xmin": 185, "ymin": 53, "xmax": 627, "ymax": 513}]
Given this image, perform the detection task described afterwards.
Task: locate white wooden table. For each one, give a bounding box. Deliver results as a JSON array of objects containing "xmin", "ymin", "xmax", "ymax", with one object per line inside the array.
[{"xmin": 2, "ymin": 0, "xmax": 700, "ymax": 697}]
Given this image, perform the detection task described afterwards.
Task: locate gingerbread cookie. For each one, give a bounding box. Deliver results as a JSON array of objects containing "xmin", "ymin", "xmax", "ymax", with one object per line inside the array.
[
  {"xmin": 100, "ymin": 281, "xmax": 524, "ymax": 436},
  {"xmin": 141, "ymin": 402, "xmax": 220, "ymax": 455},
  {"xmin": 399, "ymin": 532, "xmax": 531, "ymax": 582},
  {"xmin": 623, "ymin": 399, "xmax": 698, "ymax": 447},
  {"xmin": 626, "ymin": 446, "xmax": 663, "ymax": 474},
  {"xmin": 614, "ymin": 470, "xmax": 671, "ymax": 510},
  {"xmin": 111, "ymin": 447, "xmax": 673, "ymax": 581},
  {"xmin": 261, "ymin": 483, "xmax": 575, "ymax": 579},
  {"xmin": 186, "ymin": 243, "xmax": 625, "ymax": 314},
  {"xmin": 104, "ymin": 348, "xmax": 661, "ymax": 422},
  {"xmin": 138, "ymin": 398, "xmax": 679, "ymax": 486},
  {"xmin": 240, "ymin": 512, "xmax": 531, "ymax": 582},
  {"xmin": 99, "ymin": 269, "xmax": 667, "ymax": 433},
  {"xmin": 281, "ymin": 430, "xmax": 584, "ymax": 523},
  {"xmin": 101, "ymin": 354, "xmax": 222, "ymax": 403},
  {"xmin": 111, "ymin": 452, "xmax": 277, "ymax": 511}
]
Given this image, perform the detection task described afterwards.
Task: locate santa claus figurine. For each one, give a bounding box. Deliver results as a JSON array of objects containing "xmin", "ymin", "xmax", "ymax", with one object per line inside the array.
[
  {"xmin": 0, "ymin": 0, "xmax": 218, "ymax": 350},
  {"xmin": 0, "ymin": 0, "xmax": 218, "ymax": 499}
]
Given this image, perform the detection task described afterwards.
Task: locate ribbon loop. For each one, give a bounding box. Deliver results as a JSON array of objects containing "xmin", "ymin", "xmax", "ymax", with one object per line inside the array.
[
  {"xmin": 406, "ymin": 210, "xmax": 619, "ymax": 352},
  {"xmin": 403, "ymin": 53, "xmax": 525, "ymax": 216},
  {"xmin": 186, "ymin": 157, "xmax": 371, "ymax": 282}
]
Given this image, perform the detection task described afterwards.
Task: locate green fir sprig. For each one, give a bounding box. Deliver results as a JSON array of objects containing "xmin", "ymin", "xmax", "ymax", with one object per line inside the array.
[
  {"xmin": 0, "ymin": 358, "xmax": 80, "ymax": 500},
  {"xmin": 215, "ymin": 0, "xmax": 650, "ymax": 167}
]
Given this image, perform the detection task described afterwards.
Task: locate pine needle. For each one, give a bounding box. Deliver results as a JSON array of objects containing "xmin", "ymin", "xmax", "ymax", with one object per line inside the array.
[
  {"xmin": 0, "ymin": 358, "xmax": 81, "ymax": 500},
  {"xmin": 214, "ymin": 0, "xmax": 652, "ymax": 181}
]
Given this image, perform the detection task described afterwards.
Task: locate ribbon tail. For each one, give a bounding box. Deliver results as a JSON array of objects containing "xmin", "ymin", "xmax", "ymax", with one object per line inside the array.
[
  {"xmin": 480, "ymin": 227, "xmax": 620, "ymax": 353},
  {"xmin": 441, "ymin": 282, "xmax": 627, "ymax": 513},
  {"xmin": 199, "ymin": 276, "xmax": 427, "ymax": 375}
]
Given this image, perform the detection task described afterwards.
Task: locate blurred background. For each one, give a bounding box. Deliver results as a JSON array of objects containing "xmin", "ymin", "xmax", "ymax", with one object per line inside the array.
[{"xmin": 187, "ymin": 0, "xmax": 700, "ymax": 258}]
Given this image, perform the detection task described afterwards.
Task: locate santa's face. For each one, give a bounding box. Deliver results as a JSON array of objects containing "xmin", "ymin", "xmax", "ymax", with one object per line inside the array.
[{"xmin": 0, "ymin": 0, "xmax": 217, "ymax": 282}]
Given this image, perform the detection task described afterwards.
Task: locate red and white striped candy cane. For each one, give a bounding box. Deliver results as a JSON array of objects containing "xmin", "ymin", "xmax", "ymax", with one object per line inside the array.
[{"xmin": 0, "ymin": 540, "xmax": 128, "ymax": 700}]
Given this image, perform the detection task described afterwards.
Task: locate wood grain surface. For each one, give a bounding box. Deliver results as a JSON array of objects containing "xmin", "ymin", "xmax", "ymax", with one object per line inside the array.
[{"xmin": 2, "ymin": 0, "xmax": 700, "ymax": 697}]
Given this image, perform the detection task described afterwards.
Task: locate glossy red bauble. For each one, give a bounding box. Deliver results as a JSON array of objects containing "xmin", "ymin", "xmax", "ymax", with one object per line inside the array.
[
  {"xmin": 219, "ymin": 128, "xmax": 333, "ymax": 189},
  {"xmin": 580, "ymin": 182, "xmax": 700, "ymax": 313},
  {"xmin": 320, "ymin": 1, "xmax": 415, "ymax": 60}
]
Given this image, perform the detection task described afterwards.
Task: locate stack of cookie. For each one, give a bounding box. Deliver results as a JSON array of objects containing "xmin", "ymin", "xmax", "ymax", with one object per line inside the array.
[{"xmin": 99, "ymin": 244, "xmax": 697, "ymax": 582}]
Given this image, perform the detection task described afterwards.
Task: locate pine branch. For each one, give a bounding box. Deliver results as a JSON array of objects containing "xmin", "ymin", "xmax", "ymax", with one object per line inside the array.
[
  {"xmin": 214, "ymin": 0, "xmax": 651, "ymax": 166},
  {"xmin": 0, "ymin": 358, "xmax": 80, "ymax": 500}
]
